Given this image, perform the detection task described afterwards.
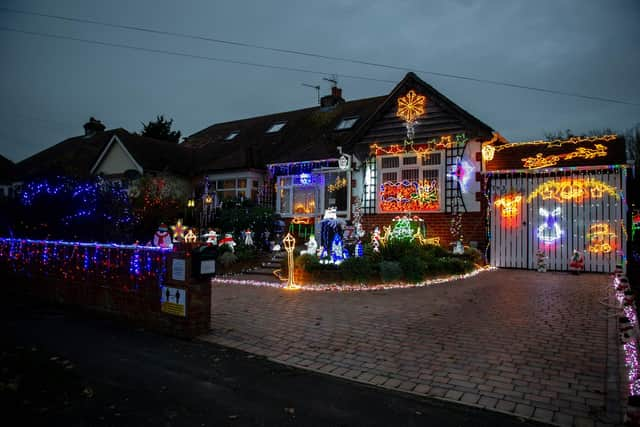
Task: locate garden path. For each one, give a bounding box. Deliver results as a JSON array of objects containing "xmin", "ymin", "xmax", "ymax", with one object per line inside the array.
[{"xmin": 203, "ymin": 270, "xmax": 620, "ymax": 426}]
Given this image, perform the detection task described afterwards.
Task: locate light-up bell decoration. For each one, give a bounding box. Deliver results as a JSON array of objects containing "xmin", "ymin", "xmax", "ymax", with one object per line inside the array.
[
  {"xmin": 447, "ymin": 157, "xmax": 474, "ymax": 193},
  {"xmin": 282, "ymin": 233, "xmax": 297, "ymax": 289},
  {"xmin": 537, "ymin": 207, "xmax": 563, "ymax": 244}
]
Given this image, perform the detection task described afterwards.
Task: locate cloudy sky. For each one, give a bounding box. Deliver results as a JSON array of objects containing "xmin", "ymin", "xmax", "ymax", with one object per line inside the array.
[{"xmin": 1, "ymin": 0, "xmax": 639, "ymax": 162}]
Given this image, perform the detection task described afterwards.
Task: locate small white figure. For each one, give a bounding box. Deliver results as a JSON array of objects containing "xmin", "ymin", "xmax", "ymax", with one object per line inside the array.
[
  {"xmin": 244, "ymin": 229, "xmax": 254, "ymax": 246},
  {"xmin": 203, "ymin": 229, "xmax": 218, "ymax": 245},
  {"xmin": 372, "ymin": 226, "xmax": 381, "ymax": 253},
  {"xmin": 453, "ymin": 240, "xmax": 464, "ymax": 255},
  {"xmin": 301, "ymin": 235, "xmax": 318, "ymax": 256}
]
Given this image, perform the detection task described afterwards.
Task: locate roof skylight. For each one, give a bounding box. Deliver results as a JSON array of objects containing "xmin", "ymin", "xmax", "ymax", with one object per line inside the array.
[
  {"xmin": 224, "ymin": 131, "xmax": 239, "ymax": 141},
  {"xmin": 335, "ymin": 116, "xmax": 359, "ymax": 130},
  {"xmin": 266, "ymin": 121, "xmax": 287, "ymax": 133}
]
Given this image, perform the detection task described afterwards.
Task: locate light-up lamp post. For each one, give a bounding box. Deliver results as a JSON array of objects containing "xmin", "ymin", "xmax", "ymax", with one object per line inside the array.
[{"xmin": 282, "ymin": 233, "xmax": 297, "ymax": 289}]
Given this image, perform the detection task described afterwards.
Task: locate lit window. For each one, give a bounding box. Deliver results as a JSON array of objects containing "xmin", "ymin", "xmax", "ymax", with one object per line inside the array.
[
  {"xmin": 266, "ymin": 122, "xmax": 286, "ymax": 133},
  {"xmin": 224, "ymin": 131, "xmax": 239, "ymax": 141},
  {"xmin": 335, "ymin": 116, "xmax": 359, "ymax": 130}
]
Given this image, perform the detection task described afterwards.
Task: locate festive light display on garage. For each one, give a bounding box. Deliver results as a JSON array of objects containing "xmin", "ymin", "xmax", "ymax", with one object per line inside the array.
[
  {"xmin": 0, "ymin": 238, "xmax": 170, "ymax": 288},
  {"xmin": 481, "ymin": 134, "xmax": 617, "ymax": 162},
  {"xmin": 537, "ymin": 207, "xmax": 563, "ymax": 244},
  {"xmin": 494, "ymin": 193, "xmax": 523, "ymax": 218},
  {"xmin": 587, "ymin": 223, "xmax": 616, "ymax": 254},
  {"xmin": 521, "ymin": 144, "xmax": 608, "ymax": 170},
  {"xmin": 370, "ymin": 133, "xmax": 468, "ymax": 156},
  {"xmin": 447, "ymin": 157, "xmax": 474, "ymax": 193},
  {"xmin": 527, "ymin": 178, "xmax": 619, "ymax": 203},
  {"xmin": 379, "ymin": 179, "xmax": 439, "ymax": 212}
]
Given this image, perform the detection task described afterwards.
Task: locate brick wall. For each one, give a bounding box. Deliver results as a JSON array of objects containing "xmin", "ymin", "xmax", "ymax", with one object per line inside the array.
[{"xmin": 361, "ymin": 211, "xmax": 487, "ymax": 250}]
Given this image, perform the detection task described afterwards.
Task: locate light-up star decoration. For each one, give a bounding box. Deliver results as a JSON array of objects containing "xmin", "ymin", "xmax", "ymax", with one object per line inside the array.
[
  {"xmin": 397, "ymin": 90, "xmax": 426, "ymax": 140},
  {"xmin": 447, "ymin": 157, "xmax": 474, "ymax": 193},
  {"xmin": 170, "ymin": 219, "xmax": 188, "ymax": 242},
  {"xmin": 537, "ymin": 207, "xmax": 563, "ymax": 244}
]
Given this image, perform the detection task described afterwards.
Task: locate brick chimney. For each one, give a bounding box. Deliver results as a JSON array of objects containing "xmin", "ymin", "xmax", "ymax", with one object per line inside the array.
[
  {"xmin": 83, "ymin": 117, "xmax": 106, "ymax": 137},
  {"xmin": 320, "ymin": 86, "xmax": 345, "ymax": 108}
]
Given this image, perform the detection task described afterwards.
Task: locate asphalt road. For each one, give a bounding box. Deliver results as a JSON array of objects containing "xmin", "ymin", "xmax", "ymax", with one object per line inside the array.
[{"xmin": 1, "ymin": 299, "xmax": 544, "ymax": 427}]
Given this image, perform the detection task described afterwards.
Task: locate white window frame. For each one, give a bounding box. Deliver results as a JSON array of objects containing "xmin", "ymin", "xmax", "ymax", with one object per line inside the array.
[
  {"xmin": 206, "ymin": 171, "xmax": 263, "ymax": 201},
  {"xmin": 376, "ymin": 151, "xmax": 445, "ymax": 213},
  {"xmin": 275, "ymin": 168, "xmax": 351, "ymax": 219}
]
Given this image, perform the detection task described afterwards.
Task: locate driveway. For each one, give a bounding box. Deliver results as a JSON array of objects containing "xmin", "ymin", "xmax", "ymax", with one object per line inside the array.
[{"xmin": 204, "ymin": 270, "xmax": 620, "ymax": 426}]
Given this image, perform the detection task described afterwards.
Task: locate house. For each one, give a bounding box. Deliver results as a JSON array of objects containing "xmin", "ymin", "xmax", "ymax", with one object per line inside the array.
[
  {"xmin": 186, "ymin": 72, "xmax": 496, "ymax": 250},
  {"xmin": 483, "ymin": 134, "xmax": 629, "ymax": 272},
  {"xmin": 0, "ymin": 154, "xmax": 17, "ymax": 198}
]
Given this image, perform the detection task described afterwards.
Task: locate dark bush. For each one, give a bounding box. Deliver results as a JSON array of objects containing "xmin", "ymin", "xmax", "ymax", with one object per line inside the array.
[
  {"xmin": 379, "ymin": 261, "xmax": 403, "ymax": 282},
  {"xmin": 399, "ymin": 255, "xmax": 427, "ymax": 282},
  {"xmin": 339, "ymin": 257, "xmax": 377, "ymax": 282},
  {"xmin": 235, "ymin": 242, "xmax": 258, "ymax": 262},
  {"xmin": 295, "ymin": 254, "xmax": 321, "ymax": 273}
]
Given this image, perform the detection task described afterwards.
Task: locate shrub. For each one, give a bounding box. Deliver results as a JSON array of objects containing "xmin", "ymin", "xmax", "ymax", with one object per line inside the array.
[
  {"xmin": 399, "ymin": 255, "xmax": 427, "ymax": 282},
  {"xmin": 458, "ymin": 246, "xmax": 483, "ymax": 265},
  {"xmin": 380, "ymin": 239, "xmax": 419, "ymax": 261},
  {"xmin": 218, "ymin": 252, "xmax": 238, "ymax": 267},
  {"xmin": 339, "ymin": 257, "xmax": 377, "ymax": 282},
  {"xmin": 439, "ymin": 257, "xmax": 474, "ymax": 274},
  {"xmin": 235, "ymin": 242, "xmax": 258, "ymax": 262},
  {"xmin": 379, "ymin": 261, "xmax": 402, "ymax": 282},
  {"xmin": 295, "ymin": 254, "xmax": 321, "ymax": 273}
]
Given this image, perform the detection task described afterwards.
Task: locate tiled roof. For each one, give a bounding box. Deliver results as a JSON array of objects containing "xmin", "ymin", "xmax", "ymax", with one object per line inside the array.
[
  {"xmin": 17, "ymin": 129, "xmax": 196, "ymax": 180},
  {"xmin": 186, "ymin": 96, "xmax": 387, "ymax": 172}
]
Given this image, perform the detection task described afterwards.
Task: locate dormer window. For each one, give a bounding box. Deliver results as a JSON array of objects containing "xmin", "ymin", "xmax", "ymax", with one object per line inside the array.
[
  {"xmin": 224, "ymin": 131, "xmax": 239, "ymax": 141},
  {"xmin": 266, "ymin": 121, "xmax": 286, "ymax": 133},
  {"xmin": 335, "ymin": 116, "xmax": 359, "ymax": 130}
]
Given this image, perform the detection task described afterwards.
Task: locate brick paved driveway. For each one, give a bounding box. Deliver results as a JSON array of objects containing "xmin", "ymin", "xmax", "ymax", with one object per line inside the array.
[{"xmin": 203, "ymin": 270, "xmax": 617, "ymax": 426}]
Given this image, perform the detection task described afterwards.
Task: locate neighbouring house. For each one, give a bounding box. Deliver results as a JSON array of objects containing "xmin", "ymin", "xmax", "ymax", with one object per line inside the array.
[
  {"xmin": 0, "ymin": 154, "xmax": 17, "ymax": 198},
  {"xmin": 186, "ymin": 72, "xmax": 495, "ymax": 250},
  {"xmin": 483, "ymin": 134, "xmax": 630, "ymax": 272}
]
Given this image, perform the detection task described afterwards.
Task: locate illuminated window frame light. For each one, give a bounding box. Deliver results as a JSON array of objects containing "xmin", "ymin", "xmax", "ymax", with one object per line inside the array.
[{"xmin": 379, "ymin": 179, "xmax": 439, "ymax": 213}]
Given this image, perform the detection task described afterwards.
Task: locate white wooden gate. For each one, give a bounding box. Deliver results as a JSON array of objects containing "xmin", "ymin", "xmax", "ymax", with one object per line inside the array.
[{"xmin": 490, "ymin": 169, "xmax": 626, "ymax": 272}]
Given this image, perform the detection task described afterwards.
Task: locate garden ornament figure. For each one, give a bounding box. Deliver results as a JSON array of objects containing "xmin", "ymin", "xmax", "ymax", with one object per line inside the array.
[
  {"xmin": 203, "ymin": 229, "xmax": 218, "ymax": 245},
  {"xmin": 244, "ymin": 229, "xmax": 254, "ymax": 246},
  {"xmin": 301, "ymin": 234, "xmax": 318, "ymax": 256},
  {"xmin": 568, "ymin": 250, "xmax": 584, "ymax": 274},
  {"xmin": 153, "ymin": 223, "xmax": 173, "ymax": 248},
  {"xmin": 219, "ymin": 233, "xmax": 236, "ymax": 253}
]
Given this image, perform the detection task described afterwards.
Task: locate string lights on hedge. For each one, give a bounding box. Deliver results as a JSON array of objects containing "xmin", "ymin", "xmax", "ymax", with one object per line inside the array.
[{"xmin": 0, "ymin": 238, "xmax": 170, "ymax": 290}]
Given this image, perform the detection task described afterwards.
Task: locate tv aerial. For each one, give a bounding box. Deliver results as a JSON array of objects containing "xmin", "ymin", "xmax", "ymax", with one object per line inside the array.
[{"xmin": 301, "ymin": 83, "xmax": 320, "ymax": 105}]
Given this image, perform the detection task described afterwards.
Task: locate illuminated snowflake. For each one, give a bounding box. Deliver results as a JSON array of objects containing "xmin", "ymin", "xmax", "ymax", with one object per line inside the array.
[{"xmin": 396, "ymin": 90, "xmax": 426, "ymax": 123}]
